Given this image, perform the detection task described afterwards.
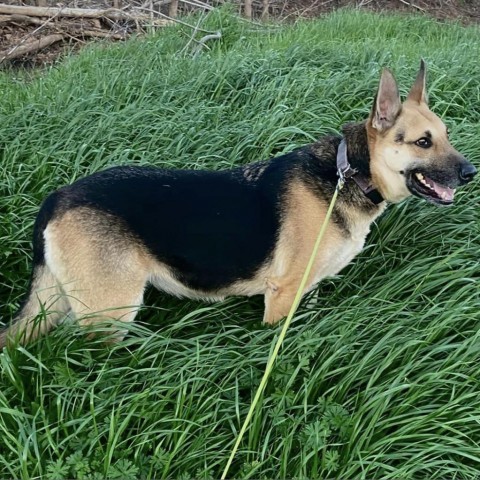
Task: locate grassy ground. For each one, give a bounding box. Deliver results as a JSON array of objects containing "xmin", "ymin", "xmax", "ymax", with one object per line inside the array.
[{"xmin": 0, "ymin": 8, "xmax": 479, "ymax": 480}]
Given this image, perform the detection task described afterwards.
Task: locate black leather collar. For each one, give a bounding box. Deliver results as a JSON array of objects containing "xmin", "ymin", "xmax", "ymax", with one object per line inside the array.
[{"xmin": 336, "ymin": 138, "xmax": 384, "ymax": 205}]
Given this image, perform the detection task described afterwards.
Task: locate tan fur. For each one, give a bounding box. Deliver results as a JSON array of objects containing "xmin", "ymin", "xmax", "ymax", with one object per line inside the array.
[
  {"xmin": 5, "ymin": 181, "xmax": 371, "ymax": 339},
  {"xmin": 262, "ymin": 181, "xmax": 384, "ymax": 324},
  {"xmin": 43, "ymin": 208, "xmax": 149, "ymax": 340},
  {"xmin": 261, "ymin": 63, "xmax": 465, "ymax": 324},
  {"xmin": 243, "ymin": 163, "xmax": 268, "ymax": 182}
]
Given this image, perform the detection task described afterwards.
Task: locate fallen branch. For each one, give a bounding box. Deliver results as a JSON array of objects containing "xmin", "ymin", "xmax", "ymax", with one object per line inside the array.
[
  {"xmin": 0, "ymin": 1, "xmax": 215, "ymax": 65},
  {"xmin": 0, "ymin": 4, "xmax": 169, "ymax": 23},
  {"xmin": 2, "ymin": 14, "xmax": 46, "ymax": 25},
  {"xmin": 0, "ymin": 34, "xmax": 65, "ymax": 62}
]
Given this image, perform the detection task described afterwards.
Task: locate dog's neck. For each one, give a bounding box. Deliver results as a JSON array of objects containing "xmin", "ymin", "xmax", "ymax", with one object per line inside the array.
[
  {"xmin": 341, "ymin": 121, "xmax": 372, "ymax": 180},
  {"xmin": 304, "ymin": 121, "xmax": 384, "ymax": 217},
  {"xmin": 341, "ymin": 122, "xmax": 384, "ymax": 205}
]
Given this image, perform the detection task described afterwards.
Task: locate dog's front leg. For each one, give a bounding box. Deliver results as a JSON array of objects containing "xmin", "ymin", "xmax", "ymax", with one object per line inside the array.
[{"xmin": 263, "ymin": 277, "xmax": 301, "ymax": 325}]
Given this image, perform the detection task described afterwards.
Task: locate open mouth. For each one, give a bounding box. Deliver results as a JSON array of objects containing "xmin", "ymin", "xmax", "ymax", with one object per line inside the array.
[{"xmin": 408, "ymin": 172, "xmax": 456, "ymax": 205}]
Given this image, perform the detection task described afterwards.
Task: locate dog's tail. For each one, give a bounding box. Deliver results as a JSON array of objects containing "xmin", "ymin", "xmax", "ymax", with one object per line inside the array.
[
  {"xmin": 0, "ymin": 265, "xmax": 70, "ymax": 348},
  {"xmin": 0, "ymin": 192, "xmax": 70, "ymax": 349}
]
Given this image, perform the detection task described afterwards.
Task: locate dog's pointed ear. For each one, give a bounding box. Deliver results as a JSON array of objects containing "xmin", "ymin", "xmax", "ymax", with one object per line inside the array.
[
  {"xmin": 407, "ymin": 59, "xmax": 428, "ymax": 104},
  {"xmin": 371, "ymin": 68, "xmax": 401, "ymax": 132}
]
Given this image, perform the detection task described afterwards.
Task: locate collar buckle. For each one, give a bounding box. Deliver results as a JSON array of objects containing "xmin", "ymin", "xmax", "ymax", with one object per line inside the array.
[{"xmin": 339, "ymin": 164, "xmax": 358, "ymax": 181}]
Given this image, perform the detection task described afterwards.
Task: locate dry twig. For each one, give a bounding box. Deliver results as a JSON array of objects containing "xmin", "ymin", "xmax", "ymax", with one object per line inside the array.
[
  {"xmin": 244, "ymin": 0, "xmax": 252, "ymax": 19},
  {"xmin": 261, "ymin": 0, "xmax": 269, "ymax": 19},
  {"xmin": 397, "ymin": 0, "xmax": 426, "ymax": 13}
]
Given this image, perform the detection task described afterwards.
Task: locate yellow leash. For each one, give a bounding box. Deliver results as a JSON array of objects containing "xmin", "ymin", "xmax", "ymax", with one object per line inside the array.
[{"xmin": 221, "ymin": 178, "xmax": 344, "ymax": 480}]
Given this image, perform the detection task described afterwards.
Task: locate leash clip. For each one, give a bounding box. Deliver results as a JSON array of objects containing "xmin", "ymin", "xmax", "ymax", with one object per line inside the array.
[
  {"xmin": 336, "ymin": 137, "xmax": 357, "ymax": 186},
  {"xmin": 338, "ymin": 164, "xmax": 358, "ymax": 182}
]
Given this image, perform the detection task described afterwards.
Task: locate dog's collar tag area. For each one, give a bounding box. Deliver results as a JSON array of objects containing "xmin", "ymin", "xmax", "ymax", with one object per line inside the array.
[
  {"xmin": 336, "ymin": 138, "xmax": 358, "ymax": 183},
  {"xmin": 336, "ymin": 138, "xmax": 384, "ymax": 205}
]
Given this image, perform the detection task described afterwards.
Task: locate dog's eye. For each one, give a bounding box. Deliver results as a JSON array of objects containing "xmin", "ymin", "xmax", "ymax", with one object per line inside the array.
[{"xmin": 415, "ymin": 137, "xmax": 432, "ymax": 149}]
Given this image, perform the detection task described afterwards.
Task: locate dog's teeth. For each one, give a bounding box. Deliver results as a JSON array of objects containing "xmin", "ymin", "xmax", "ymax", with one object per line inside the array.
[
  {"xmin": 418, "ymin": 176, "xmax": 434, "ymax": 189},
  {"xmin": 415, "ymin": 172, "xmax": 435, "ymax": 190},
  {"xmin": 415, "ymin": 173, "xmax": 437, "ymax": 191}
]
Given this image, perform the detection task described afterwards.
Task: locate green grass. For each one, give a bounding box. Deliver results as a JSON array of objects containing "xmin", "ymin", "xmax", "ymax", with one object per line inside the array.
[{"xmin": 1, "ymin": 8, "xmax": 480, "ymax": 479}]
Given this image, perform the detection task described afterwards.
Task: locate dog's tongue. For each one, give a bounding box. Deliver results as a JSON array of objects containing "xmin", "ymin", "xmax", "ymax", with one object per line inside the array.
[{"xmin": 426, "ymin": 175, "xmax": 455, "ymax": 201}]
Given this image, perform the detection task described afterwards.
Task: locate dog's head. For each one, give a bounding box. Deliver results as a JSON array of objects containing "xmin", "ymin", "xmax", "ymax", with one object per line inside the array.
[{"xmin": 367, "ymin": 60, "xmax": 476, "ymax": 205}]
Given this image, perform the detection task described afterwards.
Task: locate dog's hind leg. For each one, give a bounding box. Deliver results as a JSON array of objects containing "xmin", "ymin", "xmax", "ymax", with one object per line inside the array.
[
  {"xmin": 44, "ymin": 209, "xmax": 149, "ymax": 342},
  {"xmin": 68, "ymin": 272, "xmax": 146, "ymax": 343}
]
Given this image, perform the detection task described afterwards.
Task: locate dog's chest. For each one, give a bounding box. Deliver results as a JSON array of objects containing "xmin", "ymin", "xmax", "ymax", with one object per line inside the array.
[
  {"xmin": 271, "ymin": 181, "xmax": 376, "ymax": 290},
  {"xmin": 309, "ymin": 202, "xmax": 384, "ymax": 286},
  {"xmin": 311, "ymin": 230, "xmax": 368, "ymax": 285}
]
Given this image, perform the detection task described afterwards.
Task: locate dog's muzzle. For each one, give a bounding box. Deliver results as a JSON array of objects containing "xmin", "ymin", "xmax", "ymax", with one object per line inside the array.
[{"xmin": 406, "ymin": 157, "xmax": 477, "ymax": 206}]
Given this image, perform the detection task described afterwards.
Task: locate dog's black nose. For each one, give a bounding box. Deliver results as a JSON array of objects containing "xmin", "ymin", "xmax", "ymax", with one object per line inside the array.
[{"xmin": 459, "ymin": 162, "xmax": 477, "ymax": 184}]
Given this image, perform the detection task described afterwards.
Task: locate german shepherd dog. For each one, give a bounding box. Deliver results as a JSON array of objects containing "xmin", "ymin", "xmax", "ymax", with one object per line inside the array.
[{"xmin": 0, "ymin": 61, "xmax": 476, "ymax": 347}]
